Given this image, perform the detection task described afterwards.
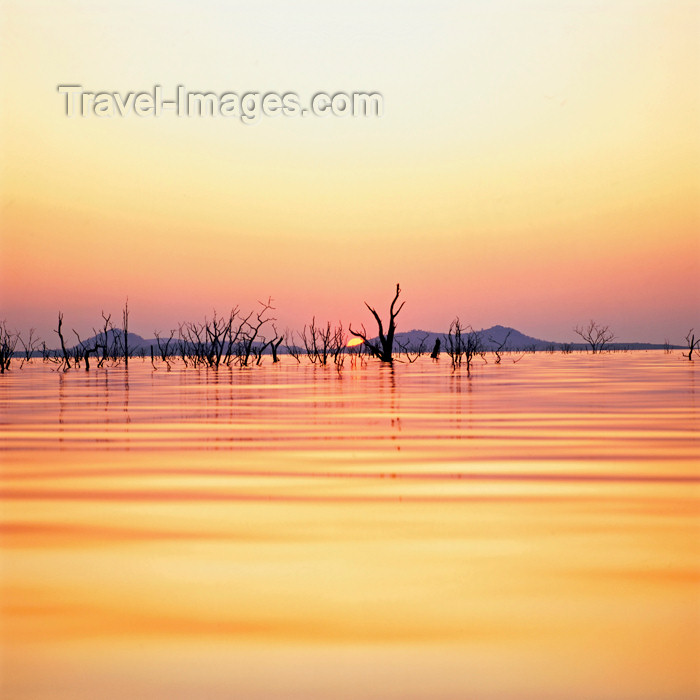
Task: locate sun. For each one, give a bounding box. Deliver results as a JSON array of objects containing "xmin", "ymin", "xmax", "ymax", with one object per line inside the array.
[{"xmin": 346, "ymin": 337, "xmax": 364, "ymax": 348}]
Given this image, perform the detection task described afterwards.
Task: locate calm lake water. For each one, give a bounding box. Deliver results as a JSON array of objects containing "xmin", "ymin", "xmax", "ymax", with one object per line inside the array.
[{"xmin": 1, "ymin": 352, "xmax": 698, "ymax": 699}]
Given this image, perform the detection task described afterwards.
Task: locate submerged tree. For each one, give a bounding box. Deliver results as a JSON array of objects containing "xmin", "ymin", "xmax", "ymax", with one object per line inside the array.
[
  {"xmin": 284, "ymin": 327, "xmax": 301, "ymax": 363},
  {"xmin": 71, "ymin": 329, "xmax": 99, "ymax": 371},
  {"xmin": 444, "ymin": 319, "xmax": 482, "ymax": 373},
  {"xmin": 488, "ymin": 329, "xmax": 511, "ymax": 364},
  {"xmin": 267, "ymin": 325, "xmax": 284, "ymax": 363},
  {"xmin": 238, "ymin": 298, "xmax": 276, "ymax": 367},
  {"xmin": 122, "ymin": 300, "xmax": 131, "ymax": 368},
  {"xmin": 574, "ymin": 320, "xmax": 615, "ymax": 354},
  {"xmin": 17, "ymin": 329, "xmax": 40, "ymax": 366},
  {"xmin": 0, "ymin": 322, "xmax": 18, "ymax": 373},
  {"xmin": 154, "ymin": 329, "xmax": 176, "ymax": 369},
  {"xmin": 396, "ymin": 332, "xmax": 429, "ymax": 363},
  {"xmin": 349, "ymin": 283, "xmax": 405, "ymax": 363},
  {"xmin": 685, "ymin": 329, "xmax": 699, "ymax": 361},
  {"xmin": 55, "ymin": 312, "xmax": 71, "ymax": 370},
  {"xmin": 299, "ymin": 318, "xmax": 346, "ymax": 365}
]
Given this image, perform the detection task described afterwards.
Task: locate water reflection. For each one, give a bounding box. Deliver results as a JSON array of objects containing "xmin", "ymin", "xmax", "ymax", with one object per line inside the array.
[
  {"xmin": 1, "ymin": 352, "xmax": 698, "ymax": 700},
  {"xmin": 57, "ymin": 371, "xmax": 65, "ymax": 448}
]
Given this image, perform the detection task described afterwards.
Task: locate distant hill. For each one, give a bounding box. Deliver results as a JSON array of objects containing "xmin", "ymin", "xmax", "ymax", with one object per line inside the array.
[
  {"xmin": 393, "ymin": 325, "xmax": 551, "ymax": 351},
  {"xmin": 36, "ymin": 324, "xmax": 678, "ymax": 356},
  {"xmin": 82, "ymin": 329, "xmax": 150, "ymax": 351},
  {"xmin": 393, "ymin": 326, "xmax": 676, "ymax": 352}
]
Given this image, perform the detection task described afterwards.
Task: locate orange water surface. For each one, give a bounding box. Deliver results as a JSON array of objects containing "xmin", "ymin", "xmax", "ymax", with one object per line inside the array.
[{"xmin": 1, "ymin": 352, "xmax": 698, "ymax": 699}]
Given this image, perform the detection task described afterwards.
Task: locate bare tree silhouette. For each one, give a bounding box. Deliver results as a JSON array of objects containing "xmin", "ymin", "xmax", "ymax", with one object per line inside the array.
[
  {"xmin": 123, "ymin": 300, "xmax": 131, "ymax": 367},
  {"xmin": 238, "ymin": 298, "xmax": 276, "ymax": 367},
  {"xmin": 396, "ymin": 333, "xmax": 429, "ymax": 363},
  {"xmin": 444, "ymin": 319, "xmax": 482, "ymax": 373},
  {"xmin": 685, "ymin": 329, "xmax": 699, "ymax": 361},
  {"xmin": 175, "ymin": 309, "xmax": 248, "ymax": 368},
  {"xmin": 284, "ymin": 328, "xmax": 301, "ymax": 363},
  {"xmin": 488, "ymin": 329, "xmax": 511, "ymax": 364},
  {"xmin": 300, "ymin": 318, "xmax": 346, "ymax": 365},
  {"xmin": 301, "ymin": 317, "xmax": 328, "ymax": 365},
  {"xmin": 95, "ymin": 312, "xmax": 113, "ymax": 367},
  {"xmin": 17, "ymin": 329, "xmax": 40, "ymax": 366},
  {"xmin": 72, "ymin": 329, "xmax": 98, "ymax": 371},
  {"xmin": 574, "ymin": 320, "xmax": 615, "ymax": 354},
  {"xmin": 204, "ymin": 311, "xmax": 233, "ymax": 367},
  {"xmin": 154, "ymin": 329, "xmax": 176, "ymax": 369},
  {"xmin": 0, "ymin": 322, "xmax": 18, "ymax": 373},
  {"xmin": 55, "ymin": 312, "xmax": 71, "ymax": 370},
  {"xmin": 349, "ymin": 283, "xmax": 405, "ymax": 363},
  {"xmin": 268, "ymin": 325, "xmax": 284, "ymax": 363}
]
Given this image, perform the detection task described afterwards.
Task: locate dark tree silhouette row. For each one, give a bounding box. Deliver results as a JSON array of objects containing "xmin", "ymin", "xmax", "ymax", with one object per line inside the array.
[{"xmin": 0, "ymin": 285, "xmax": 698, "ymax": 373}]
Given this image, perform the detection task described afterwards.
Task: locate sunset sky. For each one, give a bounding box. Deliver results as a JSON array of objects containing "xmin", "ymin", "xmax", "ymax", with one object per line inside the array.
[{"xmin": 1, "ymin": 1, "xmax": 698, "ymax": 344}]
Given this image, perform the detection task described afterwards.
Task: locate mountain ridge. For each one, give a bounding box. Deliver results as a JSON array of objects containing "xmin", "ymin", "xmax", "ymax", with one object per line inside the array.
[{"xmin": 47, "ymin": 325, "xmax": 678, "ymax": 354}]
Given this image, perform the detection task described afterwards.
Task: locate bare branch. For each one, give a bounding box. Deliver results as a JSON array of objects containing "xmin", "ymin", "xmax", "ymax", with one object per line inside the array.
[
  {"xmin": 350, "ymin": 283, "xmax": 405, "ymax": 362},
  {"xmin": 573, "ymin": 320, "xmax": 615, "ymax": 354}
]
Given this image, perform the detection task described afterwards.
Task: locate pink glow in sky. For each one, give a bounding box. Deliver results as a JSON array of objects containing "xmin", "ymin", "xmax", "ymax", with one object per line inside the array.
[{"xmin": 1, "ymin": 2, "xmax": 698, "ymax": 344}]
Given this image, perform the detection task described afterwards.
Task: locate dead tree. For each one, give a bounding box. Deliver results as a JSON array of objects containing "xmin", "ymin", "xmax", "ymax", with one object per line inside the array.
[
  {"xmin": 154, "ymin": 329, "xmax": 176, "ymax": 368},
  {"xmin": 574, "ymin": 320, "xmax": 615, "ymax": 354},
  {"xmin": 95, "ymin": 312, "xmax": 113, "ymax": 367},
  {"xmin": 301, "ymin": 317, "xmax": 324, "ymax": 364},
  {"xmin": 17, "ymin": 329, "xmax": 40, "ymax": 366},
  {"xmin": 284, "ymin": 329, "xmax": 301, "ymax": 363},
  {"xmin": 180, "ymin": 321, "xmax": 207, "ymax": 367},
  {"xmin": 331, "ymin": 324, "xmax": 347, "ymax": 367},
  {"xmin": 224, "ymin": 310, "xmax": 250, "ymax": 366},
  {"xmin": 254, "ymin": 338, "xmax": 270, "ymax": 365},
  {"xmin": 349, "ymin": 283, "xmax": 405, "ymax": 363},
  {"xmin": 122, "ymin": 300, "xmax": 130, "ymax": 367},
  {"xmin": 301, "ymin": 318, "xmax": 343, "ymax": 365},
  {"xmin": 0, "ymin": 322, "xmax": 18, "ymax": 373},
  {"xmin": 686, "ymin": 329, "xmax": 700, "ymax": 361},
  {"xmin": 239, "ymin": 298, "xmax": 275, "ymax": 367},
  {"xmin": 204, "ymin": 311, "xmax": 236, "ymax": 367},
  {"xmin": 444, "ymin": 319, "xmax": 482, "ymax": 373},
  {"xmin": 72, "ymin": 330, "xmax": 98, "ymax": 371},
  {"xmin": 488, "ymin": 329, "xmax": 511, "ymax": 364},
  {"xmin": 176, "ymin": 327, "xmax": 191, "ymax": 367},
  {"xmin": 71, "ymin": 330, "xmax": 85, "ymax": 369},
  {"xmin": 55, "ymin": 313, "xmax": 71, "ymax": 370},
  {"xmin": 269, "ymin": 325, "xmax": 284, "ymax": 363},
  {"xmin": 253, "ymin": 324, "xmax": 286, "ymax": 366},
  {"xmin": 396, "ymin": 333, "xmax": 429, "ymax": 363}
]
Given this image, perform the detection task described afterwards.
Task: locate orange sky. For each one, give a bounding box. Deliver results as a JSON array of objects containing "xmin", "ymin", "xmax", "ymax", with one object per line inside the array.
[{"xmin": 1, "ymin": 1, "xmax": 698, "ymax": 344}]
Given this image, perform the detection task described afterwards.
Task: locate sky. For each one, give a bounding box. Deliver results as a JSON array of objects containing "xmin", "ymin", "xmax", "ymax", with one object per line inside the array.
[{"xmin": 0, "ymin": 0, "xmax": 698, "ymax": 344}]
